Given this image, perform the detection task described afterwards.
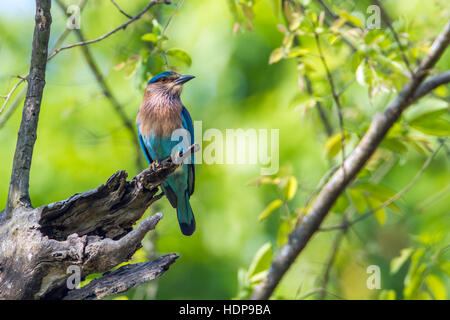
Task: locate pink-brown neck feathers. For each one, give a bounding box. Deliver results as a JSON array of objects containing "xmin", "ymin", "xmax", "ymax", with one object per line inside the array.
[{"xmin": 137, "ymin": 84, "xmax": 183, "ymax": 137}]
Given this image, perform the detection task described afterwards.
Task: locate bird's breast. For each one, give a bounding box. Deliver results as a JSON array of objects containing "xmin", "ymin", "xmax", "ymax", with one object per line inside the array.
[{"xmin": 137, "ymin": 98, "xmax": 183, "ymax": 138}]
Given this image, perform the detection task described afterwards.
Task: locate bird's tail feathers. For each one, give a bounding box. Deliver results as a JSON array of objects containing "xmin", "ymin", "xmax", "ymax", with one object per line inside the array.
[{"xmin": 177, "ymin": 191, "xmax": 196, "ymax": 236}]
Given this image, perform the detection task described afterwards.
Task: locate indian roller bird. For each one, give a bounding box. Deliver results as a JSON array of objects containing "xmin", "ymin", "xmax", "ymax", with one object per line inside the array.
[{"xmin": 137, "ymin": 71, "xmax": 196, "ymax": 236}]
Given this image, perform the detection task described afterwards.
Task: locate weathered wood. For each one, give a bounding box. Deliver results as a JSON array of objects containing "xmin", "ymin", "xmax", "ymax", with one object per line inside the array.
[{"xmin": 64, "ymin": 253, "xmax": 179, "ymax": 300}]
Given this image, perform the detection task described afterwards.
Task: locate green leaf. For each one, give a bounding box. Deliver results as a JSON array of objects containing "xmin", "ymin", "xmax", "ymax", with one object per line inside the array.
[
  {"xmin": 336, "ymin": 10, "xmax": 364, "ymax": 28},
  {"xmin": 166, "ymin": 49, "xmax": 192, "ymax": 67},
  {"xmin": 247, "ymin": 242, "xmax": 273, "ymax": 278},
  {"xmin": 349, "ymin": 189, "xmax": 367, "ymax": 213},
  {"xmin": 357, "ymin": 182, "xmax": 397, "ymax": 201},
  {"xmin": 410, "ymin": 117, "xmax": 450, "ymax": 136},
  {"xmin": 323, "ymin": 132, "xmax": 347, "ymax": 159},
  {"xmin": 277, "ymin": 220, "xmax": 292, "ymax": 247},
  {"xmin": 282, "ymin": 176, "xmax": 298, "ymax": 201},
  {"xmin": 404, "ymin": 248, "xmax": 426, "ymax": 299},
  {"xmin": 366, "ymin": 196, "xmax": 386, "ymax": 225},
  {"xmin": 141, "ymin": 33, "xmax": 158, "ymax": 43},
  {"xmin": 379, "ymin": 289, "xmax": 396, "ymax": 300},
  {"xmin": 405, "ymin": 99, "xmax": 448, "ymax": 123},
  {"xmin": 425, "ymin": 274, "xmax": 447, "ymax": 300},
  {"xmin": 258, "ymin": 199, "xmax": 283, "ymax": 221},
  {"xmin": 249, "ymin": 270, "xmax": 268, "ymax": 284},
  {"xmin": 356, "ymin": 60, "xmax": 368, "ymax": 86},
  {"xmin": 390, "ymin": 247, "xmax": 413, "ymax": 274},
  {"xmin": 287, "ymin": 47, "xmax": 309, "ymax": 58}
]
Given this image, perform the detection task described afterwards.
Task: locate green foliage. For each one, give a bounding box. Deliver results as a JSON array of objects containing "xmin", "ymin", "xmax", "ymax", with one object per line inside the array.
[{"xmin": 0, "ymin": 0, "xmax": 448, "ymax": 300}]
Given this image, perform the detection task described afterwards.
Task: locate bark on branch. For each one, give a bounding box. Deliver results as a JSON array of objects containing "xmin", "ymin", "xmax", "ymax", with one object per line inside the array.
[{"xmin": 250, "ymin": 21, "xmax": 450, "ymax": 300}]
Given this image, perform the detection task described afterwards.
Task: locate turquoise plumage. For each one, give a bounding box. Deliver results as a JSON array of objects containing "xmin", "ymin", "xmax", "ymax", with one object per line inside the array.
[{"xmin": 137, "ymin": 71, "xmax": 196, "ymax": 236}]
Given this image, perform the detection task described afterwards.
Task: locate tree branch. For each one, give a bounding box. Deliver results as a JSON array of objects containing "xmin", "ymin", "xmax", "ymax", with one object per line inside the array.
[
  {"xmin": 63, "ymin": 253, "xmax": 178, "ymax": 300},
  {"xmin": 54, "ymin": 0, "xmax": 144, "ymax": 169},
  {"xmin": 413, "ymin": 71, "xmax": 450, "ymax": 101},
  {"xmin": 250, "ymin": 21, "xmax": 450, "ymax": 300},
  {"xmin": 4, "ymin": 0, "xmax": 52, "ymax": 216}
]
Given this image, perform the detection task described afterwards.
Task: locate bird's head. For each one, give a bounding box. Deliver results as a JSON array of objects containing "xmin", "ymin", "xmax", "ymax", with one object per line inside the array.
[{"xmin": 146, "ymin": 71, "xmax": 195, "ymax": 98}]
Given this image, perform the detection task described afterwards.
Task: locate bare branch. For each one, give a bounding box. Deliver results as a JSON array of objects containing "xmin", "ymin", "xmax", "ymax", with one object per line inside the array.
[
  {"xmin": 0, "ymin": 88, "xmax": 26, "ymax": 129},
  {"xmin": 413, "ymin": 71, "xmax": 450, "ymax": 101},
  {"xmin": 110, "ymin": 0, "xmax": 133, "ymax": 19},
  {"xmin": 63, "ymin": 253, "xmax": 178, "ymax": 300},
  {"xmin": 0, "ymin": 143, "xmax": 198, "ymax": 298},
  {"xmin": 250, "ymin": 21, "xmax": 450, "ymax": 300},
  {"xmin": 47, "ymin": 0, "xmax": 169, "ymax": 61},
  {"xmin": 316, "ymin": 0, "xmax": 360, "ymax": 29},
  {"xmin": 5, "ymin": 0, "xmax": 53, "ymax": 216}
]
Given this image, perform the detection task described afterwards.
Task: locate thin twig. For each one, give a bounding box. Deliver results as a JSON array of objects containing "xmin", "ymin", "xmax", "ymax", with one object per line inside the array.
[
  {"xmin": 110, "ymin": 0, "xmax": 133, "ymax": 19},
  {"xmin": 313, "ymin": 31, "xmax": 346, "ymax": 177},
  {"xmin": 0, "ymin": 77, "xmax": 27, "ymax": 116}
]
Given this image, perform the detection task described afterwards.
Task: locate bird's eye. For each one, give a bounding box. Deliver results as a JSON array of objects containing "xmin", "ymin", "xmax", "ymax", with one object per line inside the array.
[{"xmin": 161, "ymin": 77, "xmax": 168, "ymax": 82}]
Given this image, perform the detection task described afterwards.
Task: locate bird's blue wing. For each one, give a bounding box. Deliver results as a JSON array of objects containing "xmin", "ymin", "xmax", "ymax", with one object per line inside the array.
[
  {"xmin": 137, "ymin": 122, "xmax": 153, "ymax": 165},
  {"xmin": 181, "ymin": 106, "xmax": 195, "ymax": 196}
]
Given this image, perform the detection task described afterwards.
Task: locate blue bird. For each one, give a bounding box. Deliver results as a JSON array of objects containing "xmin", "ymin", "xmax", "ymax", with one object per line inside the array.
[{"xmin": 137, "ymin": 71, "xmax": 196, "ymax": 236}]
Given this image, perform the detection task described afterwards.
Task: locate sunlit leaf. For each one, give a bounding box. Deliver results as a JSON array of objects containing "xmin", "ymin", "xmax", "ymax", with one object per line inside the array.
[
  {"xmin": 282, "ymin": 176, "xmax": 298, "ymax": 201},
  {"xmin": 390, "ymin": 247, "xmax": 413, "ymax": 274},
  {"xmin": 277, "ymin": 220, "xmax": 292, "ymax": 247},
  {"xmin": 287, "ymin": 47, "xmax": 309, "ymax": 58},
  {"xmin": 379, "ymin": 289, "xmax": 396, "ymax": 300},
  {"xmin": 410, "ymin": 117, "xmax": 450, "ymax": 136},
  {"xmin": 336, "ymin": 10, "xmax": 364, "ymax": 28},
  {"xmin": 249, "ymin": 270, "xmax": 268, "ymax": 284},
  {"xmin": 425, "ymin": 274, "xmax": 447, "ymax": 300},
  {"xmin": 166, "ymin": 48, "xmax": 192, "ymax": 67},
  {"xmin": 258, "ymin": 199, "xmax": 283, "ymax": 221},
  {"xmin": 141, "ymin": 33, "xmax": 158, "ymax": 43},
  {"xmin": 269, "ymin": 47, "xmax": 284, "ymax": 64},
  {"xmin": 247, "ymin": 242, "xmax": 273, "ymax": 278}
]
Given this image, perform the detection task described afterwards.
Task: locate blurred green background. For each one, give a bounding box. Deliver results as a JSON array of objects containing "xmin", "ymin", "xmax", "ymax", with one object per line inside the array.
[{"xmin": 0, "ymin": 0, "xmax": 449, "ymax": 299}]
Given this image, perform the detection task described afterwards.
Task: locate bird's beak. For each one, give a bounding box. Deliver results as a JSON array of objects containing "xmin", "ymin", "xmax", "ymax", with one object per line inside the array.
[{"xmin": 175, "ymin": 75, "xmax": 195, "ymax": 85}]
